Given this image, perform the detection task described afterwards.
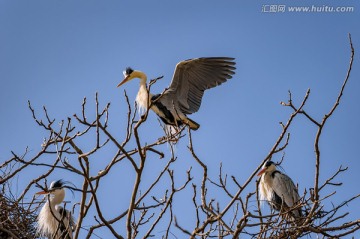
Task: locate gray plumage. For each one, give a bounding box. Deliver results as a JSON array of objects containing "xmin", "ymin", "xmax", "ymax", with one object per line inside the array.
[
  {"xmin": 164, "ymin": 57, "xmax": 236, "ymax": 115},
  {"xmin": 258, "ymin": 161, "xmax": 302, "ymax": 219},
  {"xmin": 117, "ymin": 57, "xmax": 236, "ymax": 130}
]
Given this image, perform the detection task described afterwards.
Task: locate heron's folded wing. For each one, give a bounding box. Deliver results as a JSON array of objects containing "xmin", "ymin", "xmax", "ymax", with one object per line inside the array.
[{"xmin": 272, "ymin": 172, "xmax": 300, "ymax": 208}]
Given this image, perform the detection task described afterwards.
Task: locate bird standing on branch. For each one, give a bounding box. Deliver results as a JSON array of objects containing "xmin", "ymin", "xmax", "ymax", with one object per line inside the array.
[
  {"xmin": 117, "ymin": 57, "xmax": 236, "ymax": 130},
  {"xmin": 36, "ymin": 180, "xmax": 75, "ymax": 239},
  {"xmin": 257, "ymin": 161, "xmax": 302, "ymax": 220}
]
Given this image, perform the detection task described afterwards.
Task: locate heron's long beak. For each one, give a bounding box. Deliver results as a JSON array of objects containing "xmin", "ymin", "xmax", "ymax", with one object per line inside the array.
[
  {"xmin": 35, "ymin": 191, "xmax": 50, "ymax": 195},
  {"xmin": 257, "ymin": 168, "xmax": 267, "ymax": 176},
  {"xmin": 117, "ymin": 75, "xmax": 130, "ymax": 88}
]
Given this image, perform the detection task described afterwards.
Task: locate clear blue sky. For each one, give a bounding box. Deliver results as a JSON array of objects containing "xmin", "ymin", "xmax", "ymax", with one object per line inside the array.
[{"xmin": 1, "ymin": 0, "xmax": 359, "ymax": 238}]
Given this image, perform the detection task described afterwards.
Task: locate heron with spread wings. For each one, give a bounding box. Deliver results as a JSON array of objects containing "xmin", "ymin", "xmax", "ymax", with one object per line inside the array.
[{"xmin": 117, "ymin": 57, "xmax": 236, "ymax": 130}]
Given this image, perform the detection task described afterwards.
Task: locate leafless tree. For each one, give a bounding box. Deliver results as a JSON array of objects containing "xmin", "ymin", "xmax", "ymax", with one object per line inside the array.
[{"xmin": 0, "ymin": 34, "xmax": 358, "ymax": 239}]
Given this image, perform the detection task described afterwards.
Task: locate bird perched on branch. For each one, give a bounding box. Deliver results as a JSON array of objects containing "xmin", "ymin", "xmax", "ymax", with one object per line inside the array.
[
  {"xmin": 36, "ymin": 180, "xmax": 75, "ymax": 239},
  {"xmin": 117, "ymin": 57, "xmax": 236, "ymax": 130},
  {"xmin": 257, "ymin": 161, "xmax": 302, "ymax": 220}
]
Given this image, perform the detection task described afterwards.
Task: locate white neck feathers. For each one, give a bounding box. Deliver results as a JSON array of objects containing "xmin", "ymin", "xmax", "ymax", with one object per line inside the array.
[
  {"xmin": 136, "ymin": 84, "xmax": 149, "ymax": 113},
  {"xmin": 132, "ymin": 70, "xmax": 147, "ymax": 86},
  {"xmin": 132, "ymin": 70, "xmax": 150, "ymax": 113},
  {"xmin": 49, "ymin": 189, "xmax": 65, "ymax": 205}
]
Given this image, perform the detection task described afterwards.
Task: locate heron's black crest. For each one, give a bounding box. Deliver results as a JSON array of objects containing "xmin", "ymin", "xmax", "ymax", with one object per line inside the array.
[
  {"xmin": 50, "ymin": 179, "xmax": 65, "ymax": 190},
  {"xmin": 265, "ymin": 161, "xmax": 275, "ymax": 167},
  {"xmin": 125, "ymin": 67, "xmax": 134, "ymax": 76}
]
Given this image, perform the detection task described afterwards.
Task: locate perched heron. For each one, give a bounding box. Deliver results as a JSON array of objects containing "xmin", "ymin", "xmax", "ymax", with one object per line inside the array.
[
  {"xmin": 36, "ymin": 180, "xmax": 75, "ymax": 239},
  {"xmin": 257, "ymin": 161, "xmax": 302, "ymax": 219},
  {"xmin": 117, "ymin": 57, "xmax": 236, "ymax": 130}
]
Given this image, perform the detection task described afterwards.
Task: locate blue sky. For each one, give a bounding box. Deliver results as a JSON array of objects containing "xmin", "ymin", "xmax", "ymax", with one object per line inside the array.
[{"xmin": 0, "ymin": 0, "xmax": 359, "ymax": 238}]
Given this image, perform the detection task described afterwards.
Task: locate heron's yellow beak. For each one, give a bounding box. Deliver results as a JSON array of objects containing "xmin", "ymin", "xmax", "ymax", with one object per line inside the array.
[
  {"xmin": 257, "ymin": 168, "xmax": 267, "ymax": 176},
  {"xmin": 35, "ymin": 190, "xmax": 50, "ymax": 195},
  {"xmin": 117, "ymin": 75, "xmax": 131, "ymax": 88}
]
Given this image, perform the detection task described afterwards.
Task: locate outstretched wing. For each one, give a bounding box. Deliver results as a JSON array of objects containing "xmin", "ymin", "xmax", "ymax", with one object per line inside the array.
[{"xmin": 161, "ymin": 57, "xmax": 236, "ymax": 115}]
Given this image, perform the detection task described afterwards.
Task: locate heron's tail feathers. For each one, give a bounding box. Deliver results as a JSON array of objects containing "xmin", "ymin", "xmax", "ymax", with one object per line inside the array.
[{"xmin": 186, "ymin": 118, "xmax": 200, "ymax": 130}]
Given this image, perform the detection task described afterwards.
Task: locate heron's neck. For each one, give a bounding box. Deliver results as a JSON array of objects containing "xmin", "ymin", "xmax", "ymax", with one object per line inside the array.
[
  {"xmin": 133, "ymin": 70, "xmax": 151, "ymax": 113},
  {"xmin": 133, "ymin": 70, "xmax": 147, "ymax": 86},
  {"xmin": 136, "ymin": 85, "xmax": 151, "ymax": 113},
  {"xmin": 262, "ymin": 171, "xmax": 274, "ymax": 188},
  {"xmin": 49, "ymin": 190, "xmax": 65, "ymax": 205}
]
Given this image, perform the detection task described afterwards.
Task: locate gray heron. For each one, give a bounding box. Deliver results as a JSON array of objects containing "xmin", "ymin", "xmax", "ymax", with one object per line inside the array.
[
  {"xmin": 257, "ymin": 161, "xmax": 302, "ymax": 219},
  {"xmin": 117, "ymin": 57, "xmax": 236, "ymax": 130},
  {"xmin": 36, "ymin": 180, "xmax": 75, "ymax": 239}
]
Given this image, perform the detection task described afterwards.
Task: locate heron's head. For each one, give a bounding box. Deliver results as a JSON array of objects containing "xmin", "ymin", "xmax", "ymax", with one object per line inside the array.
[
  {"xmin": 257, "ymin": 161, "xmax": 276, "ymax": 176},
  {"xmin": 117, "ymin": 67, "xmax": 147, "ymax": 87},
  {"xmin": 36, "ymin": 179, "xmax": 66, "ymax": 201}
]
